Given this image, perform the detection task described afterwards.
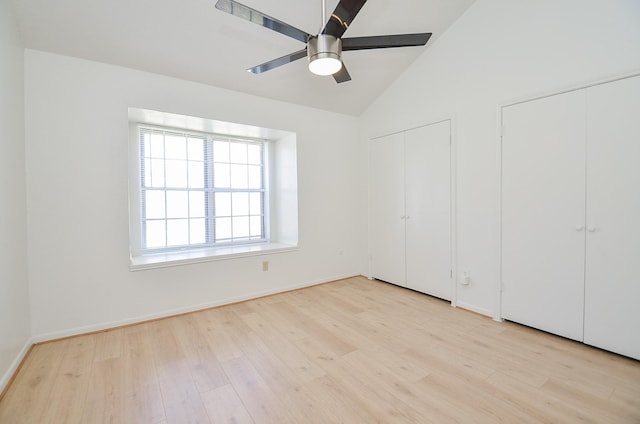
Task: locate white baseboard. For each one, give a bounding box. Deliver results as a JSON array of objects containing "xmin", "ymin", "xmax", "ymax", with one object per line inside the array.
[
  {"xmin": 455, "ymin": 301, "xmax": 494, "ymax": 319},
  {"xmin": 0, "ymin": 337, "xmax": 34, "ymax": 397},
  {"xmin": 32, "ymin": 273, "xmax": 359, "ymax": 344}
]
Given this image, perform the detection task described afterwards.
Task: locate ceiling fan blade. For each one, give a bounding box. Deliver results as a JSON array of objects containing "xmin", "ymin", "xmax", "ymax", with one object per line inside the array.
[
  {"xmin": 342, "ymin": 33, "xmax": 432, "ymax": 51},
  {"xmin": 333, "ymin": 64, "xmax": 352, "ymax": 83},
  {"xmin": 248, "ymin": 48, "xmax": 308, "ymax": 74},
  {"xmin": 215, "ymin": 0, "xmax": 311, "ymax": 44},
  {"xmin": 322, "ymin": 0, "xmax": 367, "ymax": 39}
]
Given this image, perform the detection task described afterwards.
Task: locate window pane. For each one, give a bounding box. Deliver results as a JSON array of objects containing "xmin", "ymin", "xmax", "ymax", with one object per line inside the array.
[
  {"xmin": 247, "ymin": 144, "xmax": 262, "ymax": 165},
  {"xmin": 215, "ymin": 217, "xmax": 232, "ymax": 240},
  {"xmin": 142, "ymin": 133, "xmax": 151, "ymax": 157},
  {"xmin": 215, "ymin": 192, "xmax": 231, "ymax": 217},
  {"xmin": 249, "ymin": 192, "xmax": 262, "ymax": 215},
  {"xmin": 150, "ymin": 159, "xmax": 165, "ymax": 187},
  {"xmin": 167, "ymin": 219, "xmax": 189, "ymax": 246},
  {"xmin": 190, "ymin": 218, "xmax": 206, "ymax": 244},
  {"xmin": 149, "ymin": 132, "xmax": 164, "ymax": 158},
  {"xmin": 165, "ymin": 160, "xmax": 188, "ymax": 188},
  {"xmin": 165, "ymin": 134, "xmax": 187, "ymax": 160},
  {"xmin": 166, "ymin": 191, "xmax": 188, "ymax": 218},
  {"xmin": 232, "ymin": 192, "xmax": 249, "ymax": 216},
  {"xmin": 144, "ymin": 158, "xmax": 151, "ymax": 187},
  {"xmin": 250, "ymin": 215, "xmax": 263, "ymax": 237},
  {"xmin": 145, "ymin": 191, "xmax": 165, "ymax": 219},
  {"xmin": 188, "ymin": 161, "xmax": 204, "ymax": 188},
  {"xmin": 230, "ymin": 142, "xmax": 247, "ymax": 163},
  {"xmin": 232, "ymin": 216, "xmax": 250, "ymax": 238},
  {"xmin": 188, "ymin": 137, "xmax": 204, "ymax": 161},
  {"xmin": 189, "ymin": 191, "xmax": 205, "ymax": 218},
  {"xmin": 145, "ymin": 220, "xmax": 166, "ymax": 248},
  {"xmin": 230, "ymin": 164, "xmax": 248, "ymax": 189},
  {"xmin": 248, "ymin": 165, "xmax": 262, "ymax": 189},
  {"xmin": 214, "ymin": 140, "xmax": 229, "ymax": 162},
  {"xmin": 214, "ymin": 163, "xmax": 230, "ymax": 188}
]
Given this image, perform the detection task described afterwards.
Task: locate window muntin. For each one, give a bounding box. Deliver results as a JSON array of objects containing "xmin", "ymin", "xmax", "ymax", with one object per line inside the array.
[{"xmin": 139, "ymin": 126, "xmax": 266, "ymax": 252}]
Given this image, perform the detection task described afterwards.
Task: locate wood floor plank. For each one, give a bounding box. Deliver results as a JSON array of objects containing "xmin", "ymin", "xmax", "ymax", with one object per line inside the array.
[
  {"xmin": 609, "ymin": 386, "xmax": 640, "ymax": 417},
  {"xmin": 147, "ymin": 319, "xmax": 210, "ymax": 423},
  {"xmin": 200, "ymin": 384, "xmax": 254, "ymax": 424},
  {"xmin": 81, "ymin": 357, "xmax": 125, "ymax": 423},
  {"xmin": 239, "ymin": 311, "xmax": 326, "ymax": 383},
  {"xmin": 220, "ymin": 356, "xmax": 294, "ymax": 423},
  {"xmin": 542, "ymin": 377, "xmax": 640, "ymax": 423},
  {"xmin": 197, "ymin": 308, "xmax": 250, "ymax": 363},
  {"xmin": 1, "ymin": 276, "xmax": 639, "ymax": 423},
  {"xmin": 318, "ymin": 354, "xmax": 430, "ymax": 423},
  {"xmin": 171, "ymin": 314, "xmax": 230, "ymax": 393},
  {"xmin": 211, "ymin": 308, "xmax": 336, "ymax": 423},
  {"xmin": 419, "ymin": 370, "xmax": 536, "ymax": 422},
  {"xmin": 337, "ymin": 348, "xmax": 438, "ymax": 422},
  {"xmin": 364, "ymin": 345, "xmax": 430, "ymax": 383},
  {"xmin": 122, "ymin": 324, "xmax": 161, "ymax": 393},
  {"xmin": 485, "ymin": 371, "xmax": 591, "ymax": 423},
  {"xmin": 282, "ymin": 293, "xmax": 380, "ymax": 353},
  {"xmin": 0, "ymin": 341, "xmax": 68, "ymax": 423},
  {"xmin": 297, "ymin": 375, "xmax": 382, "ymax": 423},
  {"xmin": 269, "ymin": 301, "xmax": 357, "ymax": 357},
  {"xmin": 121, "ymin": 382, "xmax": 166, "ymax": 424},
  {"xmin": 93, "ymin": 328, "xmax": 123, "ymax": 362},
  {"xmin": 39, "ymin": 335, "xmax": 97, "ymax": 423}
]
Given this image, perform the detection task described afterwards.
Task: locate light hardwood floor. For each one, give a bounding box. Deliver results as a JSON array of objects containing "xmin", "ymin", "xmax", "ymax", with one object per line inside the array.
[{"xmin": 1, "ymin": 276, "xmax": 639, "ymax": 423}]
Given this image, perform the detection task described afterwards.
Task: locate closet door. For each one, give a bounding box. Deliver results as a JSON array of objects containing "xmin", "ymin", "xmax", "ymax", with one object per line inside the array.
[
  {"xmin": 405, "ymin": 121, "xmax": 452, "ymax": 300},
  {"xmin": 501, "ymin": 90, "xmax": 587, "ymax": 341},
  {"xmin": 584, "ymin": 75, "xmax": 640, "ymax": 359},
  {"xmin": 369, "ymin": 132, "xmax": 406, "ymax": 286}
]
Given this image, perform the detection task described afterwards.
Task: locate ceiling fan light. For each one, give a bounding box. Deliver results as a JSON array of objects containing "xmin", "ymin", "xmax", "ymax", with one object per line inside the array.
[
  {"xmin": 308, "ymin": 34, "xmax": 342, "ymax": 76},
  {"xmin": 309, "ymin": 56, "xmax": 342, "ymax": 76}
]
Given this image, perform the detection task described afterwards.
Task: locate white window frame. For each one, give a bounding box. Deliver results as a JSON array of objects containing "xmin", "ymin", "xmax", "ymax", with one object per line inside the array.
[
  {"xmin": 138, "ymin": 125, "xmax": 268, "ymax": 252},
  {"xmin": 128, "ymin": 109, "xmax": 299, "ymax": 271}
]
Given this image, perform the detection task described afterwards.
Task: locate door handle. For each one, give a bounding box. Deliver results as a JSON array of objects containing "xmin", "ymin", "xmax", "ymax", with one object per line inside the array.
[
  {"xmin": 587, "ymin": 226, "xmax": 597, "ymax": 233},
  {"xmin": 575, "ymin": 225, "xmax": 584, "ymax": 232}
]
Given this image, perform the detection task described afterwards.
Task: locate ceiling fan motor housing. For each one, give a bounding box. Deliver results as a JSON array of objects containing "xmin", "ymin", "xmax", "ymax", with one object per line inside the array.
[{"xmin": 308, "ymin": 34, "xmax": 343, "ymax": 75}]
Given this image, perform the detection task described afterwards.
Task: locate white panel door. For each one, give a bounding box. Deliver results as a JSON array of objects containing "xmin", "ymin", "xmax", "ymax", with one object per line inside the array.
[
  {"xmin": 405, "ymin": 121, "xmax": 452, "ymax": 300},
  {"xmin": 502, "ymin": 90, "xmax": 587, "ymax": 341},
  {"xmin": 584, "ymin": 75, "xmax": 640, "ymax": 359},
  {"xmin": 369, "ymin": 132, "xmax": 406, "ymax": 286}
]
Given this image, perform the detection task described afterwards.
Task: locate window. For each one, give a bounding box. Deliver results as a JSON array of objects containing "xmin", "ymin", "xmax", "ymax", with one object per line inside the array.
[
  {"xmin": 139, "ymin": 126, "xmax": 267, "ymax": 252},
  {"xmin": 128, "ymin": 108, "xmax": 299, "ymax": 270}
]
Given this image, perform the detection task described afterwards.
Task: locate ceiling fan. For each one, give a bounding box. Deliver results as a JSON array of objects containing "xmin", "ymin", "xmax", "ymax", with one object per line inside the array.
[{"xmin": 215, "ymin": 0, "xmax": 432, "ymax": 83}]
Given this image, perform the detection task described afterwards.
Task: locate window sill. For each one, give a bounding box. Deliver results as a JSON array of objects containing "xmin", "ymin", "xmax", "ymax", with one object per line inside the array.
[{"xmin": 129, "ymin": 242, "xmax": 298, "ymax": 271}]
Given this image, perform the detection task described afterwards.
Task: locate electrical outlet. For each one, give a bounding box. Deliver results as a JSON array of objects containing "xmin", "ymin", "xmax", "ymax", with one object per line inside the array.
[{"xmin": 262, "ymin": 261, "xmax": 269, "ymax": 272}]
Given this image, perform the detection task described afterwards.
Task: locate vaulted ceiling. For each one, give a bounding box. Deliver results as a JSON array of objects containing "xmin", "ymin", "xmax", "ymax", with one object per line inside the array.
[{"xmin": 11, "ymin": 0, "xmax": 475, "ymax": 115}]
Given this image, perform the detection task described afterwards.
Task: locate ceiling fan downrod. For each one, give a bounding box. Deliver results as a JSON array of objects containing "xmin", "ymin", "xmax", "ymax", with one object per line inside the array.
[{"xmin": 307, "ymin": 0, "xmax": 343, "ymax": 75}]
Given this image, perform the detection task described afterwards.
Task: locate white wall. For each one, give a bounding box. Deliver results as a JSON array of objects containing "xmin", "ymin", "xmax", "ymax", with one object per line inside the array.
[
  {"xmin": 24, "ymin": 50, "xmax": 365, "ymax": 338},
  {"xmin": 0, "ymin": 0, "xmax": 31, "ymax": 392},
  {"xmin": 362, "ymin": 0, "xmax": 640, "ymax": 317}
]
